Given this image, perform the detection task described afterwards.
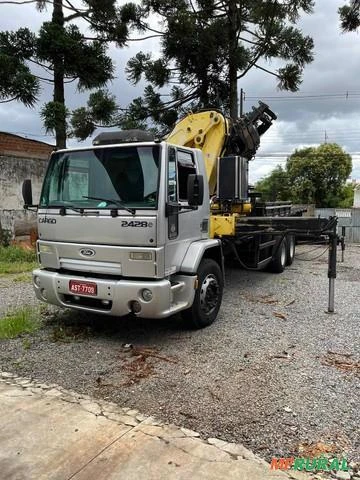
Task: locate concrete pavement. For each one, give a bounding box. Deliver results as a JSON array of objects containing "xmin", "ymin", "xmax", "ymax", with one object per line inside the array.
[{"xmin": 0, "ymin": 372, "xmax": 309, "ymax": 480}]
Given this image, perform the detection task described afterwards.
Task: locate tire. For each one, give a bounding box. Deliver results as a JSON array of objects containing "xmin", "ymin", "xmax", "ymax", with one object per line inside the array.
[
  {"xmin": 181, "ymin": 258, "xmax": 223, "ymax": 329},
  {"xmin": 285, "ymin": 234, "xmax": 296, "ymax": 266},
  {"xmin": 268, "ymin": 238, "xmax": 287, "ymax": 273}
]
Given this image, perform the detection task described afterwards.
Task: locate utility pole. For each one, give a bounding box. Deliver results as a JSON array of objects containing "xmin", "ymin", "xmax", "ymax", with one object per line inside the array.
[
  {"xmin": 324, "ymin": 130, "xmax": 328, "ymax": 144},
  {"xmin": 239, "ymin": 88, "xmax": 244, "ymax": 117}
]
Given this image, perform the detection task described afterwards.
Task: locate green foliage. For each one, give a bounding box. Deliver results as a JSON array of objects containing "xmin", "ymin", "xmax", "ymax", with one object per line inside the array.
[
  {"xmin": 0, "ymin": 228, "xmax": 12, "ymax": 247},
  {"xmin": 70, "ymin": 89, "xmax": 117, "ymax": 140},
  {"xmin": 12, "ymin": 273, "xmax": 32, "ymax": 283},
  {"xmin": 0, "ymin": 29, "xmax": 39, "ymax": 106},
  {"xmin": 337, "ymin": 183, "xmax": 355, "ymax": 208},
  {"xmin": 0, "ymin": 246, "xmax": 36, "ymax": 263},
  {"xmin": 0, "ymin": 1, "xmax": 144, "ymax": 146},
  {"xmin": 0, "ymin": 307, "xmax": 41, "ymax": 339},
  {"xmin": 0, "ymin": 246, "xmax": 37, "ymax": 274},
  {"xmin": 41, "ymin": 101, "xmax": 69, "ymax": 135},
  {"xmin": 287, "ymin": 144, "xmax": 352, "ymax": 207},
  {"xmin": 257, "ymin": 144, "xmax": 352, "ymax": 208},
  {"xmin": 339, "ymin": 0, "xmax": 360, "ymax": 31},
  {"xmin": 255, "ymin": 166, "xmax": 290, "ymax": 202}
]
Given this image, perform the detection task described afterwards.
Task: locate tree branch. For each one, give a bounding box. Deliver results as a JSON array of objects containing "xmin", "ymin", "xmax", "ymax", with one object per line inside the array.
[
  {"xmin": 243, "ymin": 27, "xmax": 262, "ymax": 41},
  {"xmin": 237, "ymin": 49, "xmax": 263, "ymax": 79},
  {"xmin": 36, "ymin": 75, "xmax": 54, "ymax": 83},
  {"xmin": 63, "ymin": 0, "xmax": 98, "ymax": 28},
  {"xmin": 28, "ymin": 58, "xmax": 54, "ymax": 72},
  {"xmin": 138, "ymin": 22, "xmax": 164, "ymax": 35},
  {"xmin": 253, "ymin": 63, "xmax": 279, "ymax": 77},
  {"xmin": 63, "ymin": 0, "xmax": 87, "ymax": 13},
  {"xmin": 0, "ymin": 0, "xmax": 80, "ymax": 12},
  {"xmin": 127, "ymin": 34, "xmax": 163, "ymax": 42},
  {"xmin": 0, "ymin": 0, "xmax": 39, "ymax": 4},
  {"xmin": 0, "ymin": 96, "xmax": 18, "ymax": 103},
  {"xmin": 238, "ymin": 36, "xmax": 260, "ymax": 46},
  {"xmin": 64, "ymin": 9, "xmax": 90, "ymax": 22}
]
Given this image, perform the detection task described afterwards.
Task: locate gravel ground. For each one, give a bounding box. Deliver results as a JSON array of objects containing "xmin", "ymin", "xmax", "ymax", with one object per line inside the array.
[
  {"xmin": 0, "ymin": 244, "xmax": 359, "ymax": 464},
  {"xmin": 0, "ymin": 273, "xmax": 38, "ymax": 316}
]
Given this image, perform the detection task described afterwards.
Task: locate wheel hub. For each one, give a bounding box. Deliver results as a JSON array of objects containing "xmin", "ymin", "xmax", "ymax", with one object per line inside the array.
[{"xmin": 199, "ymin": 274, "xmax": 220, "ymax": 315}]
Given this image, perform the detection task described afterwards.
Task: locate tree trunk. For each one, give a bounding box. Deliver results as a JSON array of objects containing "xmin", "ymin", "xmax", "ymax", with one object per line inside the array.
[
  {"xmin": 52, "ymin": 0, "xmax": 66, "ymax": 149},
  {"xmin": 228, "ymin": 0, "xmax": 238, "ymax": 119}
]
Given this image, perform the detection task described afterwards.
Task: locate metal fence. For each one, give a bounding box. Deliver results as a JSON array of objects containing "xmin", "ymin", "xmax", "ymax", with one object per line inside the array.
[{"xmin": 314, "ymin": 207, "xmax": 360, "ymax": 243}]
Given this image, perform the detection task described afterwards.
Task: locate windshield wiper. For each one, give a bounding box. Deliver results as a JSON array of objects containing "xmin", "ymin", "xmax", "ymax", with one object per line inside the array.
[{"xmin": 82, "ymin": 196, "xmax": 136, "ymax": 214}]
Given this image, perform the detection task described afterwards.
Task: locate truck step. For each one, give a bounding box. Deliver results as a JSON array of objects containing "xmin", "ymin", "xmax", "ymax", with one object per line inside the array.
[{"xmin": 170, "ymin": 281, "xmax": 185, "ymax": 293}]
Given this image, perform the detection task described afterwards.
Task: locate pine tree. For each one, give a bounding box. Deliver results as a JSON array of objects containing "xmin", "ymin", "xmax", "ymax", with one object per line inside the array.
[
  {"xmin": 0, "ymin": 0, "xmax": 144, "ymax": 148},
  {"xmin": 339, "ymin": 0, "xmax": 360, "ymax": 31},
  {"xmin": 124, "ymin": 0, "xmax": 314, "ymax": 127}
]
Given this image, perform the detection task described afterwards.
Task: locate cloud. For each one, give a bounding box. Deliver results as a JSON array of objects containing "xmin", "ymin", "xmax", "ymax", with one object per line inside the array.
[{"xmin": 1, "ymin": 0, "xmax": 360, "ymax": 183}]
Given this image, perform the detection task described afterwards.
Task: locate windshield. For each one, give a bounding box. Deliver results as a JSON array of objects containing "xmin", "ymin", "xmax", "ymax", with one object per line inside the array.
[{"xmin": 40, "ymin": 145, "xmax": 160, "ymax": 210}]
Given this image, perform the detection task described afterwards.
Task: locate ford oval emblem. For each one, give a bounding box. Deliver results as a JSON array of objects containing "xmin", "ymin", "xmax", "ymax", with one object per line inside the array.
[{"xmin": 80, "ymin": 248, "xmax": 96, "ymax": 257}]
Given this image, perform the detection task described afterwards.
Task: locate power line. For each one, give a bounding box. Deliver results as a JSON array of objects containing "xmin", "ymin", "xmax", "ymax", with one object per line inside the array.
[
  {"xmin": 254, "ymin": 152, "xmax": 360, "ymax": 157},
  {"xmin": 245, "ymin": 91, "xmax": 358, "ymax": 100}
]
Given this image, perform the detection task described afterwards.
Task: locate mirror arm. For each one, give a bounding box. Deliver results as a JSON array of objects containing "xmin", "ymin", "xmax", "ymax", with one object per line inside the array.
[{"xmin": 24, "ymin": 204, "xmax": 38, "ymax": 211}]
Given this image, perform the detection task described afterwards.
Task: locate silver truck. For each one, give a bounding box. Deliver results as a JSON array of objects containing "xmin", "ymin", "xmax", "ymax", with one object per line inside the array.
[{"xmin": 23, "ymin": 105, "xmax": 331, "ymax": 328}]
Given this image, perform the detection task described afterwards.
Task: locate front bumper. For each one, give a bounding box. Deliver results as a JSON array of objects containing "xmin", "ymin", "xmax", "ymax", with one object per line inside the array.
[{"xmin": 32, "ymin": 269, "xmax": 196, "ymax": 319}]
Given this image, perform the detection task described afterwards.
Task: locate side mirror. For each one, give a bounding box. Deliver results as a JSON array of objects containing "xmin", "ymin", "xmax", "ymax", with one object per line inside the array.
[
  {"xmin": 22, "ymin": 179, "xmax": 33, "ymax": 208},
  {"xmin": 187, "ymin": 174, "xmax": 204, "ymax": 206}
]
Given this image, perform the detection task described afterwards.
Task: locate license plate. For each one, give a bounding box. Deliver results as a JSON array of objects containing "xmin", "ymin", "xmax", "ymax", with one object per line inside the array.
[{"xmin": 69, "ymin": 280, "xmax": 97, "ymax": 296}]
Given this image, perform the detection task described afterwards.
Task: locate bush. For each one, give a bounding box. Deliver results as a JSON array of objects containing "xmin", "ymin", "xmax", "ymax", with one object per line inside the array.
[
  {"xmin": 0, "ymin": 245, "xmax": 36, "ymax": 263},
  {"xmin": 0, "ymin": 228, "xmax": 12, "ymax": 247},
  {"xmin": 0, "ymin": 245, "xmax": 37, "ymax": 274}
]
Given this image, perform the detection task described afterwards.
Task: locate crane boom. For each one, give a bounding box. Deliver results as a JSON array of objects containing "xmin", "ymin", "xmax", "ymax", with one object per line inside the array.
[{"xmin": 166, "ymin": 102, "xmax": 277, "ymax": 196}]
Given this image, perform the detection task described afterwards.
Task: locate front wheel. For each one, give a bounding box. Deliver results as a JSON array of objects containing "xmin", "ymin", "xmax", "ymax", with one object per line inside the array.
[{"xmin": 181, "ymin": 258, "xmax": 223, "ymax": 329}]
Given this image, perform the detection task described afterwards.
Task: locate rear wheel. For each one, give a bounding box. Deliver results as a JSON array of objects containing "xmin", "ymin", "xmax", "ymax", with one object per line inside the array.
[
  {"xmin": 268, "ymin": 238, "xmax": 286, "ymax": 273},
  {"xmin": 181, "ymin": 258, "xmax": 223, "ymax": 329},
  {"xmin": 286, "ymin": 234, "xmax": 296, "ymax": 266}
]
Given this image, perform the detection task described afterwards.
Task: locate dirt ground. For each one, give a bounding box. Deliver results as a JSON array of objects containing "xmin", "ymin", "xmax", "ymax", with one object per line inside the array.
[{"xmin": 0, "ymin": 244, "xmax": 359, "ymax": 463}]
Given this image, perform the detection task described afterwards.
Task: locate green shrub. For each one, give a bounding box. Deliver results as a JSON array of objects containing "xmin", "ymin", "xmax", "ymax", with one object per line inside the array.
[
  {"xmin": 0, "ymin": 246, "xmax": 37, "ymax": 274},
  {"xmin": 0, "ymin": 246, "xmax": 36, "ymax": 262}
]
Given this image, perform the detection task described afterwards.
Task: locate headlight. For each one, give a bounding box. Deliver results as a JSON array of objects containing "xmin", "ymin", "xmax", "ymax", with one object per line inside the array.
[
  {"xmin": 141, "ymin": 289, "xmax": 153, "ymax": 302},
  {"xmin": 39, "ymin": 244, "xmax": 54, "ymax": 254},
  {"xmin": 129, "ymin": 252, "xmax": 152, "ymax": 261}
]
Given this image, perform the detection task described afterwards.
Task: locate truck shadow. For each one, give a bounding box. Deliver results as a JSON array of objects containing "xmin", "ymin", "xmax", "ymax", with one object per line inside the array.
[{"xmin": 43, "ymin": 307, "xmax": 194, "ymax": 346}]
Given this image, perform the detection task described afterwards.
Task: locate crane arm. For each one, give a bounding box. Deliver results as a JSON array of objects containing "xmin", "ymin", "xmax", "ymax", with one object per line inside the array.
[
  {"xmin": 166, "ymin": 110, "xmax": 229, "ymax": 195},
  {"xmin": 166, "ymin": 102, "xmax": 277, "ymax": 196}
]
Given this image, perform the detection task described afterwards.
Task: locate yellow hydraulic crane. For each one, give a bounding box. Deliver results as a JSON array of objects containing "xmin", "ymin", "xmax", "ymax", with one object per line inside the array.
[{"xmin": 166, "ymin": 103, "xmax": 277, "ymax": 237}]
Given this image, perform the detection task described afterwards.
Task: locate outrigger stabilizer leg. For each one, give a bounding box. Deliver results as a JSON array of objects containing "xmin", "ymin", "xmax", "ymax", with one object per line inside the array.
[{"xmin": 327, "ymin": 219, "xmax": 339, "ymax": 313}]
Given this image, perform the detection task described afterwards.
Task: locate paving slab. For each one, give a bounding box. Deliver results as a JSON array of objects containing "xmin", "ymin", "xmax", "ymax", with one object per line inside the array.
[
  {"xmin": 0, "ymin": 382, "xmax": 131, "ymax": 480},
  {"xmin": 0, "ymin": 372, "xmax": 312, "ymax": 480}
]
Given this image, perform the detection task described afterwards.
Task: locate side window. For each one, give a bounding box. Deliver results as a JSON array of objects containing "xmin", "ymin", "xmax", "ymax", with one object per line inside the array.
[
  {"xmin": 177, "ymin": 150, "xmax": 196, "ymax": 202},
  {"xmin": 167, "ymin": 147, "xmax": 178, "ymax": 202}
]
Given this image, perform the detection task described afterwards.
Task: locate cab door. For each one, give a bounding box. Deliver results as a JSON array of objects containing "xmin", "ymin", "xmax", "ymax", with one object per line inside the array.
[{"xmin": 164, "ymin": 146, "xmax": 204, "ymax": 275}]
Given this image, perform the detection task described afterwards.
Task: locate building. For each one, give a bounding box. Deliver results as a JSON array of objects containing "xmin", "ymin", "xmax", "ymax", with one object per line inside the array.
[{"xmin": 0, "ymin": 132, "xmax": 54, "ymax": 241}]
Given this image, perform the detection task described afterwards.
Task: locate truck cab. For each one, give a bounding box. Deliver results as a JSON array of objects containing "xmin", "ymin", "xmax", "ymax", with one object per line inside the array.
[{"xmin": 26, "ymin": 139, "xmax": 224, "ymax": 328}]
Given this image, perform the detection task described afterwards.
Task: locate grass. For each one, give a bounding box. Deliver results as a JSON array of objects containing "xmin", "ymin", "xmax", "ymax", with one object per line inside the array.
[
  {"xmin": 0, "ymin": 246, "xmax": 37, "ymax": 274},
  {"xmin": 12, "ymin": 272, "xmax": 32, "ymax": 283},
  {"xmin": 0, "ymin": 307, "xmax": 41, "ymax": 339}
]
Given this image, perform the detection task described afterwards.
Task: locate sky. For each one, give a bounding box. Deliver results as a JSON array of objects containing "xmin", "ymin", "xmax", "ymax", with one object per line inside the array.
[{"xmin": 0, "ymin": 0, "xmax": 360, "ymax": 183}]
